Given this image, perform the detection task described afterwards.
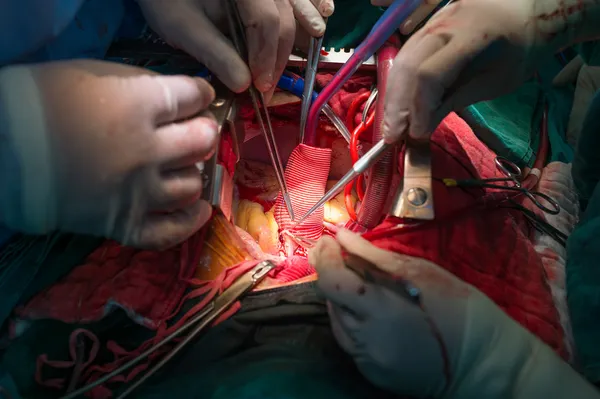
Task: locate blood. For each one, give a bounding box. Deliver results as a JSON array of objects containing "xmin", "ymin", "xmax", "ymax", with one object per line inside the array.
[
  {"xmin": 420, "ymin": 304, "xmax": 452, "ymax": 395},
  {"xmin": 535, "ymin": 0, "xmax": 586, "ymax": 21},
  {"xmin": 540, "ymin": 247, "xmax": 560, "ymax": 262}
]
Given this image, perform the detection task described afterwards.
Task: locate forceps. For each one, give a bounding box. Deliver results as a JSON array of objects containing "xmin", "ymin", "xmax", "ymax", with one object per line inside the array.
[
  {"xmin": 299, "ymin": 21, "xmax": 327, "ymax": 144},
  {"xmin": 223, "ymin": 0, "xmax": 295, "ymax": 220},
  {"xmin": 442, "ymin": 156, "xmax": 561, "ymax": 215},
  {"xmin": 283, "ymin": 231, "xmax": 421, "ymax": 304},
  {"xmin": 60, "ymin": 261, "xmax": 276, "ymax": 399},
  {"xmin": 293, "ymin": 140, "xmax": 392, "ymax": 226}
]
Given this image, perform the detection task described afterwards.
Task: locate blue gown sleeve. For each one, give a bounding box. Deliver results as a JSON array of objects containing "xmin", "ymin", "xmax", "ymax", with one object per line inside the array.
[{"xmin": 0, "ymin": 0, "xmax": 86, "ymax": 65}]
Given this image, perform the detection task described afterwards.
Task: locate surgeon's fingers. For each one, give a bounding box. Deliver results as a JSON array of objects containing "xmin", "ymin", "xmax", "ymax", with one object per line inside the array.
[
  {"xmin": 338, "ymin": 230, "xmax": 474, "ymax": 300},
  {"xmin": 290, "ymin": 0, "xmax": 330, "ymax": 37},
  {"xmin": 237, "ymin": 0, "xmax": 280, "ymax": 92},
  {"xmin": 136, "ymin": 199, "xmax": 213, "ymax": 250},
  {"xmin": 383, "ymin": 32, "xmax": 447, "ymax": 142},
  {"xmin": 335, "ymin": 230, "xmax": 404, "ymax": 274},
  {"xmin": 432, "ymin": 70, "xmax": 500, "ymax": 133},
  {"xmin": 310, "ymin": 236, "xmax": 380, "ymax": 316},
  {"xmin": 266, "ymin": 0, "xmax": 297, "ymax": 103},
  {"xmin": 147, "ymin": 5, "xmax": 250, "ymax": 92},
  {"xmin": 411, "ymin": 36, "xmax": 491, "ymax": 136},
  {"xmin": 154, "ymin": 116, "xmax": 219, "ymax": 169},
  {"xmin": 314, "ymin": 0, "xmax": 334, "ymax": 17},
  {"xmin": 148, "ymin": 167, "xmax": 205, "ymax": 212},
  {"xmin": 144, "ymin": 76, "xmax": 216, "ymax": 125},
  {"xmin": 337, "ymin": 229, "xmax": 438, "ymax": 284},
  {"xmin": 400, "ymin": 0, "xmax": 442, "ymax": 35}
]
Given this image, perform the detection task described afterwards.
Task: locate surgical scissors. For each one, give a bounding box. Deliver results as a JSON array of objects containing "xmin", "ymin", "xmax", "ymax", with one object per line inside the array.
[
  {"xmin": 509, "ymin": 202, "xmax": 568, "ymax": 246},
  {"xmin": 299, "ymin": 21, "xmax": 327, "ymax": 144},
  {"xmin": 223, "ymin": 0, "xmax": 295, "ymax": 220},
  {"xmin": 442, "ymin": 156, "xmax": 561, "ymax": 215}
]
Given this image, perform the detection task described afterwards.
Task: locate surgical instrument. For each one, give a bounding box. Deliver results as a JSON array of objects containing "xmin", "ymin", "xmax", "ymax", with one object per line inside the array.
[
  {"xmin": 303, "ymin": 0, "xmax": 422, "ymax": 146},
  {"xmin": 280, "ymin": 231, "xmax": 421, "ymax": 305},
  {"xmin": 390, "ymin": 140, "xmax": 435, "ymax": 220},
  {"xmin": 281, "ymin": 230, "xmax": 317, "ymax": 250},
  {"xmin": 294, "ymin": 139, "xmax": 392, "ymax": 227},
  {"xmin": 288, "ymin": 47, "xmax": 376, "ymax": 71},
  {"xmin": 277, "ymin": 72, "xmax": 351, "ymax": 142},
  {"xmin": 300, "ymin": 21, "xmax": 327, "ymax": 143},
  {"xmin": 200, "ymin": 79, "xmax": 244, "ymax": 221},
  {"xmin": 343, "ymin": 253, "xmax": 421, "ymax": 305},
  {"xmin": 223, "ymin": 0, "xmax": 295, "ymax": 220},
  {"xmin": 107, "ymin": 38, "xmax": 377, "ymax": 73},
  {"xmin": 60, "ymin": 261, "xmax": 276, "ymax": 399},
  {"xmin": 441, "ymin": 157, "xmax": 561, "ymax": 215},
  {"xmin": 508, "ymin": 203, "xmax": 568, "ymax": 247},
  {"xmin": 361, "ymin": 88, "xmax": 378, "ymax": 124}
]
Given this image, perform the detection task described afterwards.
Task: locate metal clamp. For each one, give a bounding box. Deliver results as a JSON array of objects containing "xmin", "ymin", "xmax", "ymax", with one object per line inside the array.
[
  {"xmin": 201, "ymin": 79, "xmax": 245, "ymax": 221},
  {"xmin": 288, "ymin": 48, "xmax": 376, "ymax": 71},
  {"xmin": 389, "ymin": 141, "xmax": 435, "ymax": 220}
]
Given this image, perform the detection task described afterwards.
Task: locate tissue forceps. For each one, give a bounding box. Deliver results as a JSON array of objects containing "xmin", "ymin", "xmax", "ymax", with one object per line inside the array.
[
  {"xmin": 223, "ymin": 0, "xmax": 295, "ymax": 220},
  {"xmin": 293, "ymin": 139, "xmax": 392, "ymax": 227},
  {"xmin": 282, "ymin": 231, "xmax": 421, "ymax": 305},
  {"xmin": 299, "ymin": 21, "xmax": 327, "ymax": 144},
  {"xmin": 60, "ymin": 261, "xmax": 276, "ymax": 399}
]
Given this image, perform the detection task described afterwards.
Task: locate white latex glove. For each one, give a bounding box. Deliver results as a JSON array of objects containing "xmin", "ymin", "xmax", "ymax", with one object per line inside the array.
[
  {"xmin": 309, "ymin": 230, "xmax": 600, "ymax": 399},
  {"xmin": 138, "ymin": 0, "xmax": 333, "ymax": 95},
  {"xmin": 567, "ymin": 64, "xmax": 600, "ymax": 147},
  {"xmin": 0, "ymin": 60, "xmax": 218, "ymax": 249},
  {"xmin": 552, "ymin": 55, "xmax": 584, "ymax": 87},
  {"xmin": 381, "ymin": 0, "xmax": 564, "ymax": 142},
  {"xmin": 371, "ymin": 0, "xmax": 442, "ymax": 35}
]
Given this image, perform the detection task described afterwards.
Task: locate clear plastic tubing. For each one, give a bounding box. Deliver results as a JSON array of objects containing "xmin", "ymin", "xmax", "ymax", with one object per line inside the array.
[{"xmin": 302, "ymin": 0, "xmax": 422, "ymax": 146}]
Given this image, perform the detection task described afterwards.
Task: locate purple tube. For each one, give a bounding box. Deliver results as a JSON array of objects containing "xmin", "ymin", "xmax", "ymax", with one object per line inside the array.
[{"xmin": 303, "ymin": 0, "xmax": 422, "ymax": 146}]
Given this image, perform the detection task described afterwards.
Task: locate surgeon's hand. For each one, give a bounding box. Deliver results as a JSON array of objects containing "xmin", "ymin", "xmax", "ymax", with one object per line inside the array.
[
  {"xmin": 308, "ymin": 230, "xmax": 593, "ymax": 398},
  {"xmin": 138, "ymin": 0, "xmax": 333, "ymax": 95},
  {"xmin": 0, "ymin": 60, "xmax": 217, "ymax": 249},
  {"xmin": 371, "ymin": 0, "xmax": 442, "ymax": 35},
  {"xmin": 382, "ymin": 0, "xmax": 560, "ymax": 143}
]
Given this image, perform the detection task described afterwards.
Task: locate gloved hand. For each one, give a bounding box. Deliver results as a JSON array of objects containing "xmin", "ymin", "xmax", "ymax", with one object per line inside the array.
[
  {"xmin": 381, "ymin": 0, "xmax": 562, "ymax": 143},
  {"xmin": 309, "ymin": 230, "xmax": 599, "ymax": 398},
  {"xmin": 371, "ymin": 0, "xmax": 443, "ymax": 35},
  {"xmin": 567, "ymin": 63, "xmax": 600, "ymax": 148},
  {"xmin": 0, "ymin": 60, "xmax": 217, "ymax": 249},
  {"xmin": 138, "ymin": 0, "xmax": 333, "ymax": 95}
]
